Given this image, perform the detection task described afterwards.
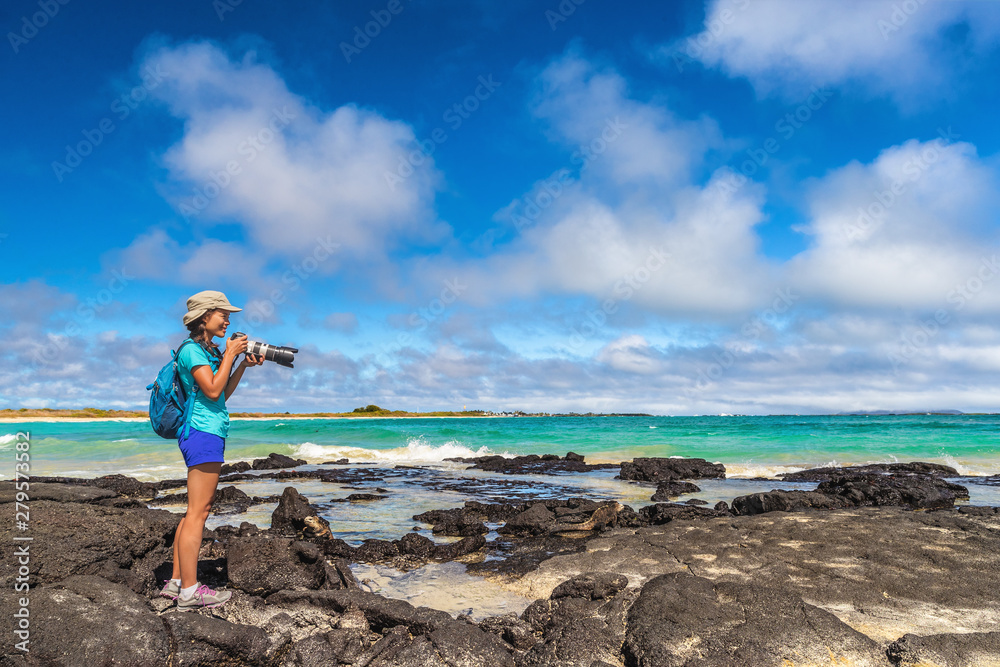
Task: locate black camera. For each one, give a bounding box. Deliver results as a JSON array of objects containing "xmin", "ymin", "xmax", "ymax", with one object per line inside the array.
[{"xmin": 230, "ymin": 332, "xmax": 299, "ymax": 368}]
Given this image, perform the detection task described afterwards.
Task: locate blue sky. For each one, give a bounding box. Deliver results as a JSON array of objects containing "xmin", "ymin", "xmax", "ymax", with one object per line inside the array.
[{"xmin": 3, "ymin": 0, "xmax": 1000, "ymax": 414}]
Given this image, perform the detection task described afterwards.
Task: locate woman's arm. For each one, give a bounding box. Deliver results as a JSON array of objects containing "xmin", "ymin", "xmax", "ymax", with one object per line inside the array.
[
  {"xmin": 224, "ymin": 352, "xmax": 263, "ymax": 401},
  {"xmin": 190, "ymin": 337, "xmax": 247, "ymax": 401}
]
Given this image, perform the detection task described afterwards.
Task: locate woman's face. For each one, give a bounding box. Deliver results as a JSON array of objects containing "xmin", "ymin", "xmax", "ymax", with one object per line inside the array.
[{"xmin": 203, "ymin": 309, "xmax": 230, "ymax": 339}]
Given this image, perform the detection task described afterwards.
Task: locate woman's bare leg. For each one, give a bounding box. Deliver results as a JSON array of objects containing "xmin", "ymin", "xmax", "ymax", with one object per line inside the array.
[
  {"xmin": 178, "ymin": 462, "xmax": 221, "ymax": 589},
  {"xmin": 170, "ymin": 516, "xmax": 185, "ymax": 581}
]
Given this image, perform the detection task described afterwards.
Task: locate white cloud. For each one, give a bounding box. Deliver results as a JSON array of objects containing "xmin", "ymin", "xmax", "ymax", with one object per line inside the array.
[
  {"xmin": 108, "ymin": 228, "xmax": 271, "ymax": 289},
  {"xmin": 427, "ymin": 51, "xmax": 776, "ymax": 318},
  {"xmin": 672, "ymin": 0, "xmax": 1000, "ymax": 103},
  {"xmin": 144, "ymin": 41, "xmax": 447, "ymax": 259},
  {"xmin": 790, "ymin": 137, "xmax": 1000, "ymax": 311}
]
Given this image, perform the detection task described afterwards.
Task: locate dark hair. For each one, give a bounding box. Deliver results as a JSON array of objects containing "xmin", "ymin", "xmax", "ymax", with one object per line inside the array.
[{"xmin": 186, "ymin": 311, "xmax": 211, "ymax": 342}]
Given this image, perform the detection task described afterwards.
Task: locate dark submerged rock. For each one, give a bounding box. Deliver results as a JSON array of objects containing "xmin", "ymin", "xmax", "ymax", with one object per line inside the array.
[
  {"xmin": 618, "ymin": 457, "xmax": 726, "ymax": 482},
  {"xmin": 650, "ymin": 480, "xmax": 701, "ymax": 501},
  {"xmin": 448, "ymin": 453, "xmax": 618, "ymax": 475}
]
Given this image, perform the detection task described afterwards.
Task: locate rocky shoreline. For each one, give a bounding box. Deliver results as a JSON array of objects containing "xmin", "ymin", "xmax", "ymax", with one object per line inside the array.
[{"xmin": 2, "ymin": 455, "xmax": 999, "ymax": 666}]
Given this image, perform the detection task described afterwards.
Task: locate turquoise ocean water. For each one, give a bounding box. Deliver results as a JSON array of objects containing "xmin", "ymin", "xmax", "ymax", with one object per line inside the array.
[{"xmin": 2, "ymin": 414, "xmax": 997, "ymax": 481}]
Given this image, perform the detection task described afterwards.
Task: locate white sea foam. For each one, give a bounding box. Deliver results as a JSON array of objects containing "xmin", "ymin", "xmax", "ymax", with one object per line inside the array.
[
  {"xmin": 111, "ymin": 438, "xmax": 137, "ymax": 443},
  {"xmin": 0, "ymin": 434, "xmax": 20, "ymax": 449},
  {"xmin": 291, "ymin": 437, "xmax": 496, "ymax": 465}
]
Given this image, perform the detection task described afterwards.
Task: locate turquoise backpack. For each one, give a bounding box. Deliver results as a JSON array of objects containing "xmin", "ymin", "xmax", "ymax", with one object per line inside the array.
[{"xmin": 146, "ymin": 340, "xmax": 199, "ymax": 440}]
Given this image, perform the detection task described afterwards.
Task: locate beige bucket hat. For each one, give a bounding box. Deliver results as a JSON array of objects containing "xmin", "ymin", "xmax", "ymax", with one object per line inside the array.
[{"xmin": 182, "ymin": 290, "xmax": 242, "ymax": 325}]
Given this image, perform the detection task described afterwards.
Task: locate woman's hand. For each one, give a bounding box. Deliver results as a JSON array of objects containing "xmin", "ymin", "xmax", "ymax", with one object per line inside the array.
[
  {"xmin": 225, "ymin": 334, "xmax": 248, "ymax": 360},
  {"xmin": 240, "ymin": 353, "xmax": 264, "ymax": 368}
]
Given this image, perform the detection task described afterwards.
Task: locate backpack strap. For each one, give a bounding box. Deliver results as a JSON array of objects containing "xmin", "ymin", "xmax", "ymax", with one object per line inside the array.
[{"xmin": 175, "ymin": 339, "xmax": 199, "ymax": 441}]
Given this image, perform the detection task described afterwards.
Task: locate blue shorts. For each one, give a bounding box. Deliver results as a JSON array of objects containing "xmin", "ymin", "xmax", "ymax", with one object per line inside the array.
[{"xmin": 178, "ymin": 427, "xmax": 225, "ymax": 468}]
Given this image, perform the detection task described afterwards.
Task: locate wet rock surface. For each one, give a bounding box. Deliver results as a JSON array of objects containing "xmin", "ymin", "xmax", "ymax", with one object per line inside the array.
[{"xmin": 650, "ymin": 479, "xmax": 701, "ymax": 500}]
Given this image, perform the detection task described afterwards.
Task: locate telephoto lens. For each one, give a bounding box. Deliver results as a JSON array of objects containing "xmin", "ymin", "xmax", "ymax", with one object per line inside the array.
[{"xmin": 230, "ymin": 332, "xmax": 299, "ymax": 368}]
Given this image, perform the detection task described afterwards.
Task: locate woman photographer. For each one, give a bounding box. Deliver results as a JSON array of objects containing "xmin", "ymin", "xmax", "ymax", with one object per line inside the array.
[{"xmin": 159, "ymin": 290, "xmax": 263, "ymax": 609}]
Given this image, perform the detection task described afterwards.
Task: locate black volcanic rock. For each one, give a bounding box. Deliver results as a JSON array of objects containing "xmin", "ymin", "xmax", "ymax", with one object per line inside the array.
[
  {"xmin": 551, "ymin": 572, "xmax": 628, "ymax": 601},
  {"xmin": 91, "ymin": 474, "xmax": 160, "ymax": 499},
  {"xmin": 650, "ymin": 480, "xmax": 701, "ymax": 501},
  {"xmin": 638, "ymin": 502, "xmax": 731, "ymax": 525},
  {"xmin": 220, "ymin": 460, "xmax": 252, "ymax": 475},
  {"xmin": 1, "ymin": 576, "xmax": 172, "ymax": 664},
  {"xmin": 618, "ymin": 457, "xmax": 726, "ymax": 482},
  {"xmin": 269, "ymin": 486, "xmax": 322, "ymax": 536},
  {"xmin": 0, "ymin": 500, "xmax": 179, "ymax": 595},
  {"xmin": 779, "ymin": 461, "xmax": 960, "ymax": 482},
  {"xmin": 887, "ymin": 631, "xmax": 1000, "ymax": 666},
  {"xmin": 622, "ymin": 573, "xmax": 885, "ymax": 666},
  {"xmin": 413, "ymin": 508, "xmax": 488, "ymax": 536},
  {"xmin": 519, "ymin": 573, "xmax": 634, "ymax": 667},
  {"xmin": 226, "ymin": 536, "xmax": 326, "ymax": 596},
  {"xmin": 818, "ymin": 473, "xmax": 968, "ymax": 510},
  {"xmin": 447, "ymin": 453, "xmax": 618, "ymax": 474},
  {"xmin": 163, "ymin": 611, "xmax": 279, "ymax": 666},
  {"xmin": 252, "ymin": 452, "xmax": 307, "ymax": 470},
  {"xmin": 432, "ymin": 534, "xmax": 486, "ymax": 560},
  {"xmin": 731, "ymin": 490, "xmax": 853, "ymax": 516}
]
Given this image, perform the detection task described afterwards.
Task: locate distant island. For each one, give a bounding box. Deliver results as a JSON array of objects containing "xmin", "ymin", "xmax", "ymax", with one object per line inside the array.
[{"xmin": 0, "ymin": 406, "xmax": 653, "ymax": 420}]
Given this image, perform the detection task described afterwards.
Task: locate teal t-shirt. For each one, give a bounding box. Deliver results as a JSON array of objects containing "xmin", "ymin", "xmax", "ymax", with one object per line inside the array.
[{"xmin": 176, "ymin": 341, "xmax": 230, "ymax": 438}]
